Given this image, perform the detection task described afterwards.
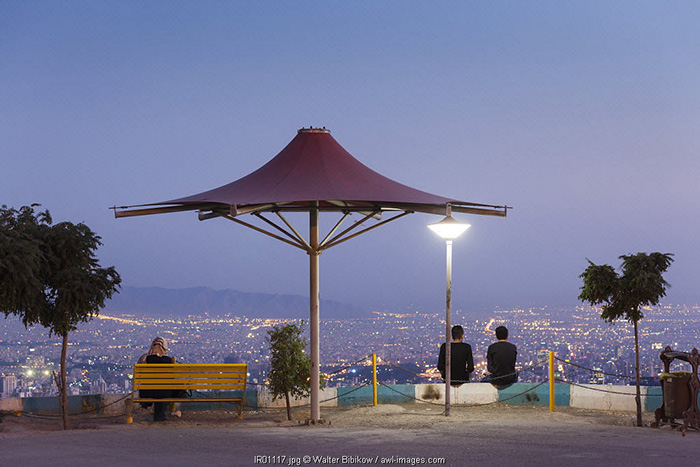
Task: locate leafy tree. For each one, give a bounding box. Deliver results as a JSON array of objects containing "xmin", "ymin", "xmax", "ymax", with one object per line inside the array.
[
  {"xmin": 266, "ymin": 322, "xmax": 324, "ymax": 421},
  {"xmin": 579, "ymin": 252, "xmax": 673, "ymax": 427},
  {"xmin": 0, "ymin": 205, "xmax": 51, "ymax": 324},
  {"xmin": 0, "ymin": 205, "xmax": 121, "ymax": 429}
]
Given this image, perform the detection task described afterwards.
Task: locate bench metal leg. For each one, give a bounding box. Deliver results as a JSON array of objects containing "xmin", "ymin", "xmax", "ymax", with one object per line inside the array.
[{"xmin": 125, "ymin": 398, "xmax": 133, "ymax": 424}]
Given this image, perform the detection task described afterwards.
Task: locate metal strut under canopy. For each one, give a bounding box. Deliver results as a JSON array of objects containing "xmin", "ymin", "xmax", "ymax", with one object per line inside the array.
[{"xmin": 207, "ymin": 208, "xmax": 414, "ymax": 254}]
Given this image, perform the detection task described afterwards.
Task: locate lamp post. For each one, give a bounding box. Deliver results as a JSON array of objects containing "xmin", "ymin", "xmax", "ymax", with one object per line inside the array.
[{"xmin": 429, "ymin": 204, "xmax": 470, "ymax": 417}]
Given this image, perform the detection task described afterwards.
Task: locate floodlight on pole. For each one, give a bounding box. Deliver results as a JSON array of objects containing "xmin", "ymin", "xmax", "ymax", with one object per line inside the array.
[
  {"xmin": 429, "ymin": 204, "xmax": 470, "ymax": 417},
  {"xmin": 428, "ymin": 214, "xmax": 471, "ymax": 240}
]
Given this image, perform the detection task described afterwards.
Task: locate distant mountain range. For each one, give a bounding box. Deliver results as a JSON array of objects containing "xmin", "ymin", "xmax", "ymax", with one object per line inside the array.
[{"xmin": 104, "ymin": 286, "xmax": 372, "ymax": 319}]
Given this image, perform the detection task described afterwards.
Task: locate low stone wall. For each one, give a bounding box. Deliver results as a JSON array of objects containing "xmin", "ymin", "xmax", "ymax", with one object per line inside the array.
[
  {"xmin": 569, "ymin": 384, "xmax": 664, "ymax": 413},
  {"xmin": 414, "ymin": 383, "xmax": 498, "ymax": 405},
  {"xmin": 0, "ymin": 383, "xmax": 665, "ymax": 416},
  {"xmin": 0, "ymin": 393, "xmax": 126, "ymax": 415},
  {"xmin": 414, "ymin": 383, "xmax": 571, "ymax": 407},
  {"xmin": 257, "ymin": 387, "xmax": 338, "ymax": 408}
]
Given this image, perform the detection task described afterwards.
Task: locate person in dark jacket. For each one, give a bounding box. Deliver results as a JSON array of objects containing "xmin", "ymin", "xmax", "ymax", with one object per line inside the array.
[
  {"xmin": 437, "ymin": 325, "xmax": 474, "ymax": 385},
  {"xmin": 138, "ymin": 336, "xmax": 175, "ymax": 421},
  {"xmin": 485, "ymin": 326, "xmax": 518, "ymax": 389}
]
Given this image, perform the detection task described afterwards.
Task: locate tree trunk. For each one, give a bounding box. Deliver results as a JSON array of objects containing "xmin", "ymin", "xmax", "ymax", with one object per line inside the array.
[
  {"xmin": 285, "ymin": 391, "xmax": 291, "ymax": 421},
  {"xmin": 60, "ymin": 332, "xmax": 69, "ymax": 430},
  {"xmin": 633, "ymin": 319, "xmax": 642, "ymax": 427}
]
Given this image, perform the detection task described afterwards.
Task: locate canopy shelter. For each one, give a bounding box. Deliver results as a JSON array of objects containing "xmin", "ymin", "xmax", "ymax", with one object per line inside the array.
[{"xmin": 114, "ymin": 127, "xmax": 509, "ymax": 421}]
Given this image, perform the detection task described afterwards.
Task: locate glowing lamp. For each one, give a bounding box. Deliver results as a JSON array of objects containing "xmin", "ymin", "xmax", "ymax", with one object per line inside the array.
[{"xmin": 428, "ymin": 216, "xmax": 471, "ymax": 240}]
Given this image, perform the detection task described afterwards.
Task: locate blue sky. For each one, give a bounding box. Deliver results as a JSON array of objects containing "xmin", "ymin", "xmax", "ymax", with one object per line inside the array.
[{"xmin": 2, "ymin": 1, "xmax": 698, "ymax": 312}]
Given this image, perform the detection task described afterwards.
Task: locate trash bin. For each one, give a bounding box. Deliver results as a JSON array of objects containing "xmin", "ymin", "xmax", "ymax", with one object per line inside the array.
[{"xmin": 661, "ymin": 372, "xmax": 692, "ymax": 419}]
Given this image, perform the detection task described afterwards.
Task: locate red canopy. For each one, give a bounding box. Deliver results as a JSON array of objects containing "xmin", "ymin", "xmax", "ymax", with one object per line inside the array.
[{"xmin": 115, "ymin": 128, "xmax": 507, "ymax": 218}]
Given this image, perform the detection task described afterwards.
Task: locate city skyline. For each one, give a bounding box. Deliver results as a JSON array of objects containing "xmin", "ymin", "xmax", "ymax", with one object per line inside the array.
[
  {"xmin": 3, "ymin": 301, "xmax": 698, "ymax": 398},
  {"xmin": 2, "ymin": 2, "xmax": 699, "ymax": 313}
]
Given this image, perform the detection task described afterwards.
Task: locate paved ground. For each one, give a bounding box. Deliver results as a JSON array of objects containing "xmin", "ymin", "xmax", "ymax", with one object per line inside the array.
[{"xmin": 2, "ymin": 404, "xmax": 698, "ymax": 466}]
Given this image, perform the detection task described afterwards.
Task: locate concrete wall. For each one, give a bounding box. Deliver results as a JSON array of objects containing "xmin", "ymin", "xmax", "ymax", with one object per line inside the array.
[
  {"xmin": 569, "ymin": 384, "xmax": 664, "ymax": 413},
  {"xmin": 337, "ymin": 384, "xmax": 414, "ymax": 406},
  {"xmin": 0, "ymin": 383, "xmax": 665, "ymax": 416},
  {"xmin": 257, "ymin": 387, "xmax": 338, "ymax": 408},
  {"xmin": 0, "ymin": 393, "xmax": 126, "ymax": 415},
  {"xmin": 414, "ymin": 383, "xmax": 498, "ymax": 405},
  {"xmin": 645, "ymin": 386, "xmax": 663, "ymax": 413},
  {"xmin": 498, "ymin": 383, "xmax": 570, "ymax": 407}
]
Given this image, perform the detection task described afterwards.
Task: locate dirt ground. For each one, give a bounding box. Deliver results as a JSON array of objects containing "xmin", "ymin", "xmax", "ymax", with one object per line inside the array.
[
  {"xmin": 2, "ymin": 404, "xmax": 697, "ymax": 467},
  {"xmin": 0, "ymin": 402, "xmax": 660, "ymax": 435}
]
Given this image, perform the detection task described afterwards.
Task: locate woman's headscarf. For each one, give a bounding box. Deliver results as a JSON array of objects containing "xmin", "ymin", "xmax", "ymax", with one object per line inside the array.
[{"xmin": 148, "ymin": 336, "xmax": 168, "ymax": 357}]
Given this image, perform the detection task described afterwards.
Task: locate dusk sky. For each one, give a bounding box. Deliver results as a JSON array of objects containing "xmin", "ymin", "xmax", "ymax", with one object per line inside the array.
[{"xmin": 2, "ymin": 2, "xmax": 698, "ymax": 313}]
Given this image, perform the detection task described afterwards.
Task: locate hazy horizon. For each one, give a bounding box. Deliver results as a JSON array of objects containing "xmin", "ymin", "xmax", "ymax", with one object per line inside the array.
[{"xmin": 100, "ymin": 284, "xmax": 699, "ymax": 320}]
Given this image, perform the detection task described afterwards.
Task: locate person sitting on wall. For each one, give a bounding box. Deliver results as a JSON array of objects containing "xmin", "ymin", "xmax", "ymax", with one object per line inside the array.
[
  {"xmin": 138, "ymin": 336, "xmax": 176, "ymax": 422},
  {"xmin": 483, "ymin": 325, "xmax": 518, "ymax": 390},
  {"xmin": 437, "ymin": 325, "xmax": 475, "ymax": 386}
]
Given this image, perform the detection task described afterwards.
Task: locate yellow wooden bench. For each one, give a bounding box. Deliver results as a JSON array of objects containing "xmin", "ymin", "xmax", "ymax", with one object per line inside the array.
[{"xmin": 126, "ymin": 363, "xmax": 247, "ymax": 423}]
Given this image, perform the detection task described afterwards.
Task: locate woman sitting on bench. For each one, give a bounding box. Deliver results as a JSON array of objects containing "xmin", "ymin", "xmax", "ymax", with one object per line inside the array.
[{"xmin": 138, "ymin": 337, "xmax": 175, "ymax": 422}]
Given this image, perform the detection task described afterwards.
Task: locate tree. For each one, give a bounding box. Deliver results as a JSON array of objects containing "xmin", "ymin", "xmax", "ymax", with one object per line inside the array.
[
  {"xmin": 0, "ymin": 205, "xmax": 51, "ymax": 325},
  {"xmin": 579, "ymin": 252, "xmax": 674, "ymax": 427},
  {"xmin": 0, "ymin": 205, "xmax": 121, "ymax": 429},
  {"xmin": 266, "ymin": 322, "xmax": 324, "ymax": 421}
]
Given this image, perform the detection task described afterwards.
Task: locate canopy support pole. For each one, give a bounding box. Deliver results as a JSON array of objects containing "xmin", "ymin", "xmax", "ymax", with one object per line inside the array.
[{"xmin": 309, "ymin": 203, "xmax": 321, "ymax": 422}]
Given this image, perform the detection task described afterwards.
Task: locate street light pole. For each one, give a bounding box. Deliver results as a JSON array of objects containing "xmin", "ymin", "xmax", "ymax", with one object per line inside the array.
[
  {"xmin": 428, "ymin": 204, "xmax": 470, "ymax": 417},
  {"xmin": 444, "ymin": 238, "xmax": 453, "ymax": 415}
]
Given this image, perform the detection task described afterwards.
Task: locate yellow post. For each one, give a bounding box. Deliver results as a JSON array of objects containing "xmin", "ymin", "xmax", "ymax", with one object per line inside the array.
[
  {"xmin": 372, "ymin": 353, "xmax": 378, "ymax": 406},
  {"xmin": 549, "ymin": 351, "xmax": 555, "ymax": 412}
]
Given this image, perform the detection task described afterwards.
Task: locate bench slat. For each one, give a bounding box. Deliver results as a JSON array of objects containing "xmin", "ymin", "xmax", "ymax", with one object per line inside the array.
[
  {"xmin": 136, "ymin": 370, "xmax": 247, "ymax": 373},
  {"xmin": 135, "ymin": 375, "xmax": 246, "ymax": 381},
  {"xmin": 134, "ymin": 368, "xmax": 246, "ymax": 374},
  {"xmin": 135, "ymin": 378, "xmax": 245, "ymax": 384},
  {"xmin": 136, "ymin": 384, "xmax": 245, "ymax": 390},
  {"xmin": 133, "ymin": 397, "xmax": 243, "ymax": 402},
  {"xmin": 137, "ymin": 364, "xmax": 247, "ymax": 367},
  {"xmin": 135, "ymin": 364, "xmax": 246, "ymax": 369},
  {"xmin": 134, "ymin": 373, "xmax": 246, "ymax": 378},
  {"xmin": 135, "ymin": 383, "xmax": 245, "ymax": 390}
]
